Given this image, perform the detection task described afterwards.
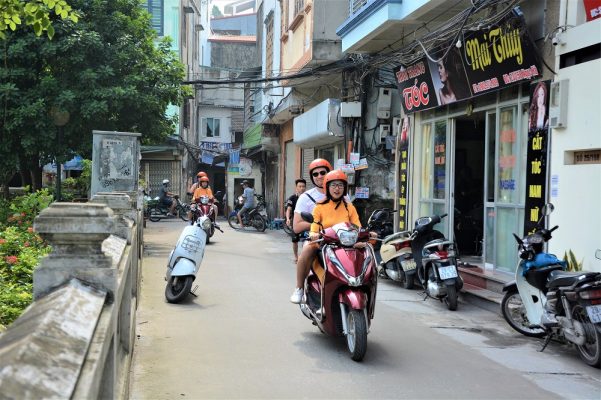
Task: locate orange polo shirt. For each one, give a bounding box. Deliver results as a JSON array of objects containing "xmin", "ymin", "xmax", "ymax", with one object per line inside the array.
[
  {"xmin": 310, "ymin": 200, "xmax": 361, "ymax": 233},
  {"xmin": 193, "ymin": 187, "xmax": 213, "ymax": 202}
]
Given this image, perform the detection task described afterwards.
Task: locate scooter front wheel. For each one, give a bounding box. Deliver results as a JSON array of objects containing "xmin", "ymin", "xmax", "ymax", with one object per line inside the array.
[
  {"xmin": 346, "ymin": 309, "xmax": 368, "ymax": 362},
  {"xmin": 501, "ymin": 289, "xmax": 546, "ymax": 337},
  {"xmin": 165, "ymin": 276, "xmax": 194, "ymax": 303}
]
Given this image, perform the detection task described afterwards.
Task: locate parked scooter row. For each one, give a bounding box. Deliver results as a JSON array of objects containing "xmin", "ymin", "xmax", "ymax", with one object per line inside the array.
[
  {"xmin": 376, "ymin": 210, "xmax": 463, "ymax": 310},
  {"xmin": 501, "ymin": 203, "xmax": 601, "ymax": 367}
]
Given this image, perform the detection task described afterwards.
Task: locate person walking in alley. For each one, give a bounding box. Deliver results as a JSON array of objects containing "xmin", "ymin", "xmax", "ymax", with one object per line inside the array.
[
  {"xmin": 290, "ymin": 158, "xmax": 332, "ymax": 303},
  {"xmin": 237, "ymin": 180, "xmax": 255, "ymax": 228},
  {"xmin": 285, "ymin": 178, "xmax": 307, "ymax": 263}
]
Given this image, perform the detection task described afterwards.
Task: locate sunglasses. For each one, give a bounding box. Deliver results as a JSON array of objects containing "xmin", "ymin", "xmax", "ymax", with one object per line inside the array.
[{"xmin": 312, "ymin": 170, "xmax": 327, "ymax": 177}]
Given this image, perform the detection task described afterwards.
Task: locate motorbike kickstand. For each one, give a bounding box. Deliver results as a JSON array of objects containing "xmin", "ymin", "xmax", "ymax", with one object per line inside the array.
[
  {"xmin": 538, "ymin": 333, "xmax": 553, "ymax": 352},
  {"xmin": 190, "ymin": 285, "xmax": 199, "ymax": 297}
]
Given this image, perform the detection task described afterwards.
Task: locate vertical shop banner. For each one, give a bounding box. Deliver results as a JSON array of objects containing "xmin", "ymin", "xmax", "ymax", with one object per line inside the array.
[
  {"xmin": 523, "ymin": 80, "xmax": 551, "ymax": 236},
  {"xmin": 396, "ymin": 7, "xmax": 541, "ymax": 114},
  {"xmin": 398, "ymin": 116, "xmax": 410, "ymax": 231}
]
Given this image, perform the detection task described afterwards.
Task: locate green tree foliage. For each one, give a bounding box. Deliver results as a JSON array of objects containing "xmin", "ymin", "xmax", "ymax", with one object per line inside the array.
[
  {"xmin": 211, "ymin": 5, "xmax": 223, "ymax": 18},
  {"xmin": 0, "ymin": 0, "xmax": 186, "ymax": 192},
  {"xmin": 0, "ymin": 0, "xmax": 79, "ymax": 39}
]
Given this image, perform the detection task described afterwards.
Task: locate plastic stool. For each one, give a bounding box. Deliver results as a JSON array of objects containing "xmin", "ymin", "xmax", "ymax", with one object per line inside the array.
[{"xmin": 272, "ymin": 218, "xmax": 285, "ymax": 230}]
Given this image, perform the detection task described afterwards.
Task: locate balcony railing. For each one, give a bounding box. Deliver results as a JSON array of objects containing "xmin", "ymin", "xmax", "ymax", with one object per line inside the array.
[{"xmin": 294, "ymin": 0, "xmax": 305, "ymax": 16}]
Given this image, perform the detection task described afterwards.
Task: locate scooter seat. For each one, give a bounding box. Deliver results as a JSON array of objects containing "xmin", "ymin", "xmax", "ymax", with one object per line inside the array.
[{"xmin": 547, "ymin": 270, "xmax": 599, "ymax": 289}]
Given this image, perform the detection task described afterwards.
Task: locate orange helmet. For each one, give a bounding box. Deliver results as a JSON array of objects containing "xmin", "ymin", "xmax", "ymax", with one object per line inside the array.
[
  {"xmin": 197, "ymin": 171, "xmax": 208, "ymax": 178},
  {"xmin": 199, "ymin": 176, "xmax": 209, "ymax": 183},
  {"xmin": 308, "ymin": 158, "xmax": 332, "ymax": 186},
  {"xmin": 323, "ymin": 170, "xmax": 348, "ymax": 199}
]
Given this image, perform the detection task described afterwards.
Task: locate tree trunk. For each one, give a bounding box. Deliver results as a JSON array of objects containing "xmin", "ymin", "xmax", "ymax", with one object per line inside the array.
[{"xmin": 31, "ymin": 162, "xmax": 42, "ymax": 192}]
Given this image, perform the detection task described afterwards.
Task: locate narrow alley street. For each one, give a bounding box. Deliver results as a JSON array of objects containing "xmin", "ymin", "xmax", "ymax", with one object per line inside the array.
[{"xmin": 129, "ymin": 220, "xmax": 600, "ymax": 399}]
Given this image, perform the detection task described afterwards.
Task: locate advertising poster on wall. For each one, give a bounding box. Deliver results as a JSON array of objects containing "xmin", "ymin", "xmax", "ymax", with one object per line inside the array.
[
  {"xmin": 523, "ymin": 80, "xmax": 551, "ymax": 235},
  {"xmin": 398, "ymin": 116, "xmax": 411, "ymax": 231},
  {"xmin": 396, "ymin": 8, "xmax": 541, "ymax": 114}
]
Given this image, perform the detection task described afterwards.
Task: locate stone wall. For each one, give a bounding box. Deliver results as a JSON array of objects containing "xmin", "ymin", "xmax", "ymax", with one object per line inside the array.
[{"xmin": 0, "ymin": 192, "xmax": 143, "ymax": 399}]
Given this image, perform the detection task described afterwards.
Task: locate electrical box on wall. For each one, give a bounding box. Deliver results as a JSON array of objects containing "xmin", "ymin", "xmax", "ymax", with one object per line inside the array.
[
  {"xmin": 392, "ymin": 117, "xmax": 401, "ymax": 135},
  {"xmin": 549, "ymin": 79, "xmax": 569, "ymax": 129},
  {"xmin": 378, "ymin": 124, "xmax": 391, "ymax": 143},
  {"xmin": 377, "ymin": 88, "xmax": 392, "ymax": 119},
  {"xmin": 340, "ymin": 101, "xmax": 362, "ymax": 117}
]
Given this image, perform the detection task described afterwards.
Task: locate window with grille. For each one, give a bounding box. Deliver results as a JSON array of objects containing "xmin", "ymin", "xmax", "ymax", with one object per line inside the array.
[
  {"xmin": 266, "ymin": 13, "xmax": 274, "ymax": 78},
  {"xmin": 294, "ymin": 0, "xmax": 305, "ymax": 16},
  {"xmin": 201, "ymin": 118, "xmax": 221, "ymax": 138},
  {"xmin": 141, "ymin": 0, "xmax": 164, "ymax": 36},
  {"xmin": 351, "ymin": 0, "xmax": 368, "ymax": 15},
  {"xmin": 281, "ymin": 0, "xmax": 289, "ymax": 34}
]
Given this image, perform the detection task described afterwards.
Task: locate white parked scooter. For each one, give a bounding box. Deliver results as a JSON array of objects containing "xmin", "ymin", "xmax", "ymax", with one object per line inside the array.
[{"xmin": 164, "ymin": 215, "xmax": 211, "ymax": 303}]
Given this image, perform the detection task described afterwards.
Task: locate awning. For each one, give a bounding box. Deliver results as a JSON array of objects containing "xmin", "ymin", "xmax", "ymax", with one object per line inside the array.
[{"xmin": 242, "ymin": 124, "xmax": 262, "ymax": 149}]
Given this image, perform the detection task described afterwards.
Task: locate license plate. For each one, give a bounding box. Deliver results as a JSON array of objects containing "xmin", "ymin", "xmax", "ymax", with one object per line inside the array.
[
  {"xmin": 438, "ymin": 265, "xmax": 458, "ymax": 279},
  {"xmin": 586, "ymin": 304, "xmax": 601, "ymax": 324},
  {"xmin": 400, "ymin": 259, "xmax": 416, "ymax": 271}
]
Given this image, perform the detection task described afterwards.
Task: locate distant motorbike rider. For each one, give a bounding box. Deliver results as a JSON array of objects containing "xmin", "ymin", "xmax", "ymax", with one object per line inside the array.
[
  {"xmin": 159, "ymin": 179, "xmax": 177, "ymax": 216},
  {"xmin": 237, "ymin": 180, "xmax": 255, "ymax": 228},
  {"xmin": 190, "ymin": 176, "xmax": 219, "ymax": 221},
  {"xmin": 187, "ymin": 171, "xmax": 208, "ymax": 195}
]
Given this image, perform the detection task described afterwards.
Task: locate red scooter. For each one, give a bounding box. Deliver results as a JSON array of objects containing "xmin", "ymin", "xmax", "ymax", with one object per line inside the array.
[
  {"xmin": 299, "ymin": 212, "xmax": 378, "ymax": 361},
  {"xmin": 190, "ymin": 193, "xmax": 222, "ymax": 243}
]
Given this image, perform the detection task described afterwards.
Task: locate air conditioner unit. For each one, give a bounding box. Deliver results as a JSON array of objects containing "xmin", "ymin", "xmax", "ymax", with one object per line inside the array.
[
  {"xmin": 549, "ymin": 79, "xmax": 568, "ymax": 129},
  {"xmin": 378, "ymin": 124, "xmax": 391, "ymax": 143},
  {"xmin": 392, "ymin": 117, "xmax": 402, "ymax": 135},
  {"xmin": 377, "ymin": 88, "xmax": 392, "ymax": 119}
]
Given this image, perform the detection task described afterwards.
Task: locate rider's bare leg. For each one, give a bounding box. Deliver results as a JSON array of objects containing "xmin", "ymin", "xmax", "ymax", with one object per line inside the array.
[{"xmin": 296, "ymin": 242, "xmax": 317, "ymax": 288}]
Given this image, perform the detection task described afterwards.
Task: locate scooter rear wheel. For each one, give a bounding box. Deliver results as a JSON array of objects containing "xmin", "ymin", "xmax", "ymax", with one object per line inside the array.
[
  {"xmin": 445, "ymin": 284, "xmax": 458, "ymax": 311},
  {"xmin": 501, "ymin": 289, "xmax": 546, "ymax": 337},
  {"xmin": 165, "ymin": 276, "xmax": 194, "ymax": 303},
  {"xmin": 572, "ymin": 304, "xmax": 601, "ymax": 367},
  {"xmin": 346, "ymin": 309, "xmax": 368, "ymax": 362},
  {"xmin": 148, "ymin": 207, "xmax": 162, "ymax": 222}
]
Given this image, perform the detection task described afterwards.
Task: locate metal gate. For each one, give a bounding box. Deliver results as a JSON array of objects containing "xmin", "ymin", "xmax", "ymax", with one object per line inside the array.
[{"xmin": 140, "ymin": 160, "xmax": 181, "ymax": 198}]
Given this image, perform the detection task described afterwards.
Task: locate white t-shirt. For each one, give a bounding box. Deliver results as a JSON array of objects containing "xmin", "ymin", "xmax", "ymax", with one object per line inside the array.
[
  {"xmin": 294, "ymin": 188, "xmax": 325, "ymax": 215},
  {"xmin": 294, "ymin": 187, "xmax": 351, "ymax": 214}
]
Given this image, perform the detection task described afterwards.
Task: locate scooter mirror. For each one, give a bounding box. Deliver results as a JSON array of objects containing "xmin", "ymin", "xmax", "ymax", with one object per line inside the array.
[
  {"xmin": 300, "ymin": 212, "xmax": 314, "ymax": 223},
  {"xmin": 596, "ymin": 249, "xmax": 601, "ymax": 260},
  {"xmin": 542, "ymin": 203, "xmax": 554, "ymax": 216}
]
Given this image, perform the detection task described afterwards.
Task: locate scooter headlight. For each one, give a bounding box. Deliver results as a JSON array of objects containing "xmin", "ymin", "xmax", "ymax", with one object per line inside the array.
[{"xmin": 200, "ymin": 218, "xmax": 212, "ymax": 230}]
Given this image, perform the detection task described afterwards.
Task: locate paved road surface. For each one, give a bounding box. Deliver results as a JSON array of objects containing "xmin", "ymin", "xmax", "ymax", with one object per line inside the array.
[{"xmin": 129, "ymin": 219, "xmax": 601, "ymax": 399}]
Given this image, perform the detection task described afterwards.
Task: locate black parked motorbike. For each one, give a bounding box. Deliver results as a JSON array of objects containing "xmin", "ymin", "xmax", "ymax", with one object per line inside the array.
[
  {"xmin": 366, "ymin": 208, "xmax": 395, "ymax": 251},
  {"xmin": 412, "ymin": 213, "xmax": 463, "ymax": 310}
]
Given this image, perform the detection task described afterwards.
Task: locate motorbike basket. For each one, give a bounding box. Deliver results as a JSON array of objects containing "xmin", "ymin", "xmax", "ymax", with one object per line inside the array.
[{"xmin": 524, "ymin": 264, "xmax": 564, "ymax": 292}]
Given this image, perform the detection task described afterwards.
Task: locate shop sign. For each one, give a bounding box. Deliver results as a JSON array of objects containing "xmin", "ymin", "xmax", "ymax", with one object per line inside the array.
[
  {"xmin": 395, "ymin": 8, "xmax": 541, "ymax": 114},
  {"xmin": 398, "ymin": 116, "xmax": 410, "ymax": 231},
  {"xmin": 355, "ymin": 187, "xmax": 369, "ymax": 199},
  {"xmin": 583, "ymin": 0, "xmax": 601, "ymax": 21},
  {"xmin": 523, "ymin": 80, "xmax": 551, "ymax": 236}
]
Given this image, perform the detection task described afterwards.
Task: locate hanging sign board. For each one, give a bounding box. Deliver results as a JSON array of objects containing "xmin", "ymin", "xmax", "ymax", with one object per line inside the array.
[
  {"xmin": 395, "ymin": 7, "xmax": 541, "ymax": 114},
  {"xmin": 523, "ymin": 80, "xmax": 551, "ymax": 236},
  {"xmin": 398, "ymin": 116, "xmax": 411, "ymax": 231}
]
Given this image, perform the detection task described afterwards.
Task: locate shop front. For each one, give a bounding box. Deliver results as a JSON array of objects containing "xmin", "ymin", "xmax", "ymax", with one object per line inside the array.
[
  {"xmin": 397, "ymin": 9, "xmax": 546, "ymax": 274},
  {"xmin": 414, "ymin": 86, "xmax": 533, "ymax": 273}
]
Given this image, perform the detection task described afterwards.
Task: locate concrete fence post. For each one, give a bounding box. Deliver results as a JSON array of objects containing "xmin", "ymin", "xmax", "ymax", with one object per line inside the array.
[
  {"xmin": 91, "ymin": 193, "xmax": 134, "ymax": 244},
  {"xmin": 33, "ymin": 202, "xmax": 116, "ymax": 300}
]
